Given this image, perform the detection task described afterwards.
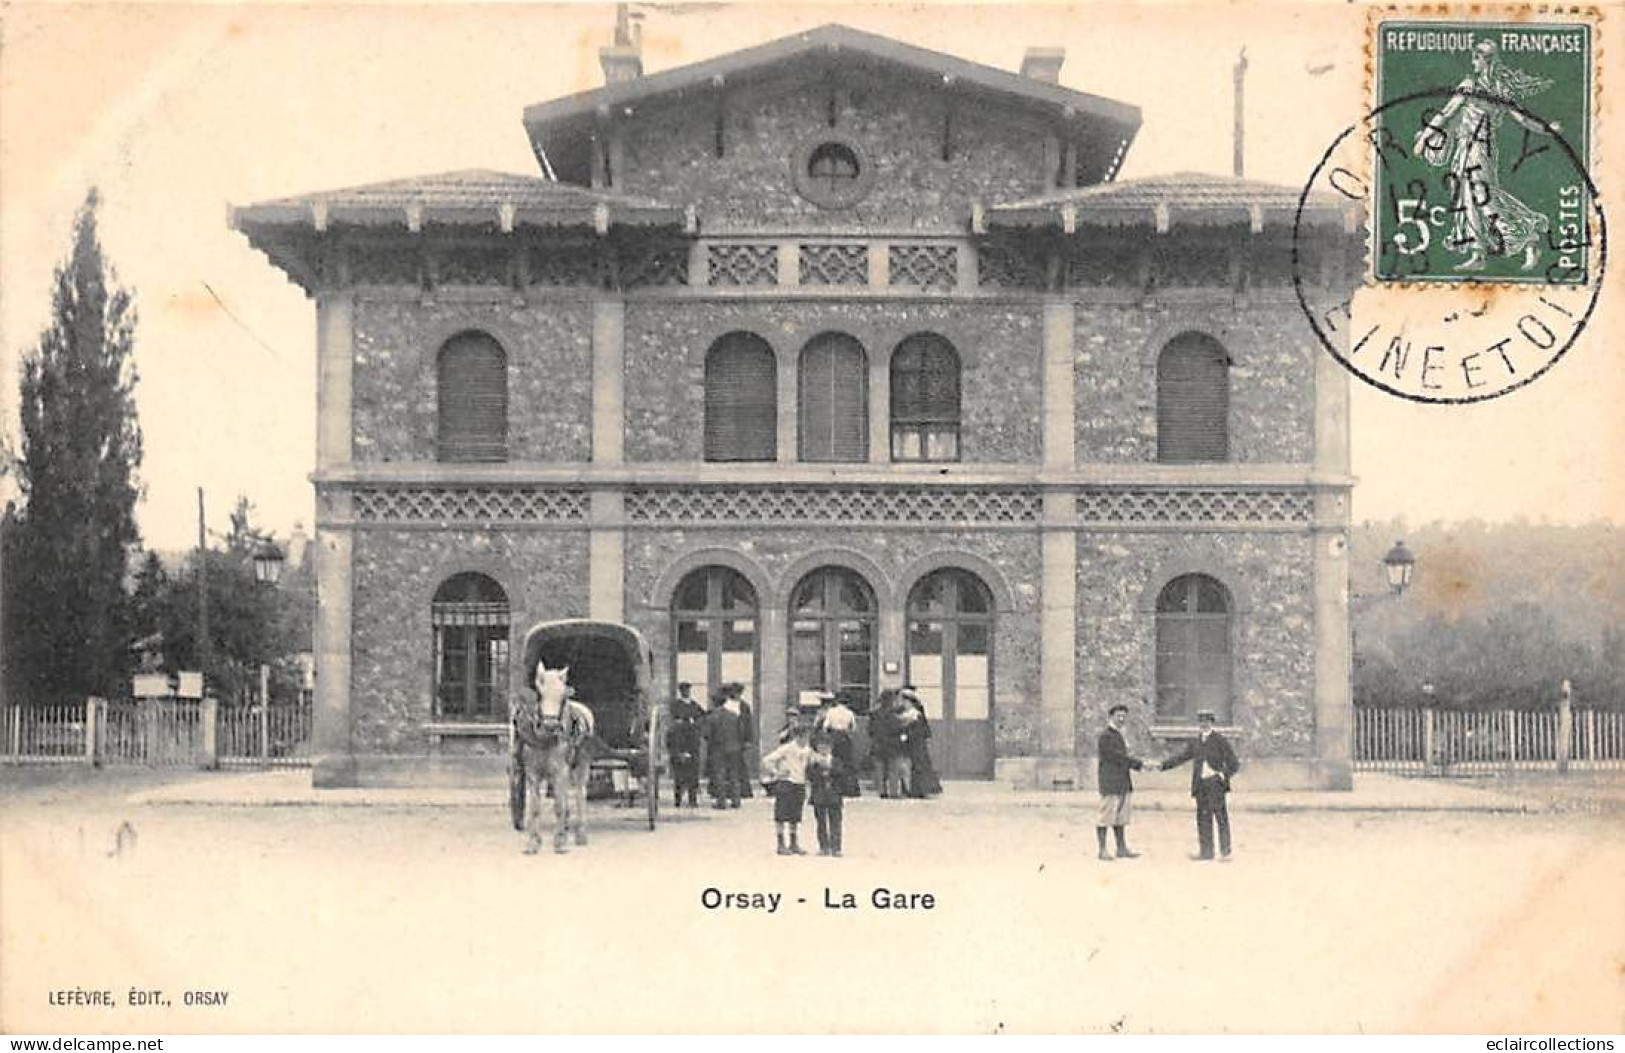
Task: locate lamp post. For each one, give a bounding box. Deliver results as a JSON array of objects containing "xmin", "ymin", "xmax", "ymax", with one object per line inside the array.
[
  {"xmin": 1351, "ymin": 540, "xmax": 1420, "ymax": 703},
  {"xmin": 1381, "ymin": 540, "xmax": 1416, "ymax": 595},
  {"xmin": 251, "ymin": 536, "xmax": 284, "ymax": 764},
  {"xmin": 195, "ymin": 487, "xmax": 286, "ymax": 700}
]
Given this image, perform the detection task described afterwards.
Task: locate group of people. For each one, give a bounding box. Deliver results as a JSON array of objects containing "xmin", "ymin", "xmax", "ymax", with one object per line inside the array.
[
  {"xmin": 758, "ymin": 695, "xmax": 863, "ymax": 856},
  {"xmin": 868, "ymin": 686, "xmax": 942, "ymax": 799},
  {"xmin": 664, "ymin": 681, "xmax": 759, "ymax": 810},
  {"xmin": 668, "ymin": 681, "xmax": 1241, "ymax": 863},
  {"xmin": 1096, "ymin": 702, "xmax": 1241, "ymax": 862}
]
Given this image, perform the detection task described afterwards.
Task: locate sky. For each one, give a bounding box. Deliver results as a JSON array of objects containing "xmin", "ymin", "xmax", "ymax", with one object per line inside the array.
[{"xmin": 2, "ymin": 1, "xmax": 1620, "ymax": 552}]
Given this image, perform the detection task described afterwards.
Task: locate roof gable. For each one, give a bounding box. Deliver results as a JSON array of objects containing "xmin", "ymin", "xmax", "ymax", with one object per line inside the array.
[{"xmin": 524, "ymin": 24, "xmax": 1140, "ymax": 187}]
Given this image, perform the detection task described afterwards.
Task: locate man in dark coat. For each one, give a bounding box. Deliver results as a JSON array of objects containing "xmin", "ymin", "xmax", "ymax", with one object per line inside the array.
[
  {"xmin": 704, "ymin": 692, "xmax": 746, "ymax": 809},
  {"xmin": 1095, "ymin": 702, "xmax": 1149, "ymax": 861},
  {"xmin": 1155, "ymin": 709, "xmax": 1241, "ymax": 861},
  {"xmin": 666, "ymin": 682, "xmax": 703, "ymax": 808}
]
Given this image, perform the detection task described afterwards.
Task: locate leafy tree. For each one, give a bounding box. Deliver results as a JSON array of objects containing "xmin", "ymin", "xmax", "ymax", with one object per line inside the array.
[
  {"xmin": 147, "ymin": 496, "xmax": 309, "ymax": 703},
  {"xmin": 4, "ymin": 190, "xmax": 143, "ymax": 704}
]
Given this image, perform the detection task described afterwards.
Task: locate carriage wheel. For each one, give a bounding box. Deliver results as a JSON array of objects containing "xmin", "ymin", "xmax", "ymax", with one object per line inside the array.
[{"xmin": 508, "ymin": 749, "xmax": 526, "ymax": 831}]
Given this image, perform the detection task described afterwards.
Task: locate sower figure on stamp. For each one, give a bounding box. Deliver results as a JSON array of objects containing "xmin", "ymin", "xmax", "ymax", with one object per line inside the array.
[
  {"xmin": 1095, "ymin": 702, "xmax": 1149, "ymax": 861},
  {"xmin": 1155, "ymin": 709, "xmax": 1241, "ymax": 861},
  {"xmin": 1412, "ymin": 39, "xmax": 1556, "ymax": 273}
]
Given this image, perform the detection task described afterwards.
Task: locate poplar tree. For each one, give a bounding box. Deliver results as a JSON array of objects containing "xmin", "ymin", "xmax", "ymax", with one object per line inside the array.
[{"xmin": 7, "ymin": 190, "xmax": 143, "ymax": 703}]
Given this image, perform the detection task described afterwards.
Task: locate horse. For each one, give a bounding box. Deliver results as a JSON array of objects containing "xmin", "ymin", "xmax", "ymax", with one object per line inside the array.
[{"xmin": 511, "ymin": 661, "xmax": 597, "ymax": 855}]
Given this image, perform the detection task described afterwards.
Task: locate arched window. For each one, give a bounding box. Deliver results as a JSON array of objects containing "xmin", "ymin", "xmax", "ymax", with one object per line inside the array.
[
  {"xmin": 890, "ymin": 334, "xmax": 961, "ymax": 462},
  {"xmin": 432, "ymin": 572, "xmax": 510, "ymax": 720},
  {"xmin": 798, "ymin": 333, "xmax": 868, "ymax": 462},
  {"xmin": 704, "ymin": 333, "xmax": 777, "ymax": 461},
  {"xmin": 906, "ymin": 568, "xmax": 994, "ymax": 778},
  {"xmin": 1154, "ymin": 574, "xmax": 1232, "ymax": 723},
  {"xmin": 1156, "ymin": 332, "xmax": 1230, "ymax": 463},
  {"xmin": 437, "ymin": 331, "xmax": 508, "ymax": 462},
  {"xmin": 789, "ymin": 567, "xmax": 876, "ymax": 711},
  {"xmin": 672, "ymin": 566, "xmax": 759, "ymax": 708}
]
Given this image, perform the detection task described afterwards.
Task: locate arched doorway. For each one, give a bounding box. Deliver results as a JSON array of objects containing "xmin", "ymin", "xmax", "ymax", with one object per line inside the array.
[
  {"xmin": 671, "ymin": 566, "xmax": 759, "ymax": 710},
  {"xmin": 906, "ymin": 568, "xmax": 994, "ymax": 778},
  {"xmin": 788, "ymin": 567, "xmax": 876, "ymax": 712}
]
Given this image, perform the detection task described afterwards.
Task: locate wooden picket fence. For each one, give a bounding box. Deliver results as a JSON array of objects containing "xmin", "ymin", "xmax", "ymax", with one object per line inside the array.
[
  {"xmin": 2, "ymin": 699, "xmax": 313, "ymax": 769},
  {"xmin": 1355, "ymin": 707, "xmax": 1625, "ymax": 774}
]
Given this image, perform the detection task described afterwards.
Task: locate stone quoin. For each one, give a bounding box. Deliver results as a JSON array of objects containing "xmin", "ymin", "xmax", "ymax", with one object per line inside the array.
[{"xmin": 231, "ymin": 21, "xmax": 1363, "ymax": 790}]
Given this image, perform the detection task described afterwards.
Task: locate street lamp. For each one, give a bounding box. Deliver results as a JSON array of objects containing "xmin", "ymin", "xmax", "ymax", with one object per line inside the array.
[
  {"xmin": 252, "ymin": 539, "xmax": 286, "ymax": 586},
  {"xmin": 1381, "ymin": 540, "xmax": 1416, "ymax": 595}
]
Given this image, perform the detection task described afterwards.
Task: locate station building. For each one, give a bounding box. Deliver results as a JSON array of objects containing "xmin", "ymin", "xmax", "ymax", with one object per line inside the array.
[{"xmin": 233, "ymin": 22, "xmax": 1363, "ymax": 789}]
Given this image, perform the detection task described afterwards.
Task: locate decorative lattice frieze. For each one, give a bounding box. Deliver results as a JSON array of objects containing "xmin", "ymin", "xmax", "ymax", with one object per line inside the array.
[
  {"xmin": 799, "ymin": 243, "xmax": 869, "ymax": 286},
  {"xmin": 526, "ymin": 248, "xmax": 600, "ymax": 288},
  {"xmin": 626, "ymin": 487, "xmax": 1039, "ymax": 524},
  {"xmin": 350, "ymin": 247, "xmax": 422, "ymax": 287},
  {"xmin": 1067, "ymin": 246, "xmax": 1142, "ymax": 289},
  {"xmin": 1076, "ymin": 488, "xmax": 1312, "ymax": 524},
  {"xmin": 888, "ymin": 244, "xmax": 957, "ymax": 289},
  {"xmin": 622, "ymin": 245, "xmax": 690, "ymax": 289},
  {"xmin": 707, "ymin": 244, "xmax": 778, "ymax": 286},
  {"xmin": 353, "ymin": 487, "xmax": 588, "ymax": 522},
  {"xmin": 977, "ymin": 241, "xmax": 1047, "ymax": 290},
  {"xmin": 1152, "ymin": 243, "xmax": 1234, "ymax": 288},
  {"xmin": 438, "ymin": 247, "xmax": 512, "ymax": 287}
]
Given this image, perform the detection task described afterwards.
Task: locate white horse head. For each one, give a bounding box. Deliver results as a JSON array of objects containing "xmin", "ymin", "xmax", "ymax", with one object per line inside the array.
[{"xmin": 534, "ymin": 661, "xmax": 571, "ymax": 718}]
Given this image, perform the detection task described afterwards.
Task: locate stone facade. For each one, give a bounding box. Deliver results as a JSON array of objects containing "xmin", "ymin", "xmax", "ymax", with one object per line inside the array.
[
  {"xmin": 1074, "ymin": 531, "xmax": 1317, "ymax": 761},
  {"xmin": 624, "ymin": 300, "xmax": 1043, "ymax": 464},
  {"xmin": 349, "ymin": 528, "xmax": 590, "ymax": 753},
  {"xmin": 352, "ymin": 297, "xmax": 595, "ymax": 463},
  {"xmin": 623, "ymin": 80, "xmax": 1049, "ymax": 231},
  {"xmin": 1074, "ymin": 302, "xmax": 1318, "ymax": 464},
  {"xmin": 235, "ymin": 24, "xmax": 1358, "ymax": 790}
]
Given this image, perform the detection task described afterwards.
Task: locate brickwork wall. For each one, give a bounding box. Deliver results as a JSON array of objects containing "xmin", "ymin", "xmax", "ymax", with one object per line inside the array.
[
  {"xmin": 1073, "ymin": 301, "xmax": 1317, "ymax": 464},
  {"xmin": 1074, "ymin": 530, "xmax": 1317, "ymax": 763},
  {"xmin": 351, "ymin": 296, "xmax": 594, "ymax": 463},
  {"xmin": 623, "ymin": 300, "xmax": 1043, "ymax": 463},
  {"xmin": 622, "ymin": 78, "xmax": 1050, "ymax": 230},
  {"xmin": 349, "ymin": 528, "xmax": 591, "ymax": 752}
]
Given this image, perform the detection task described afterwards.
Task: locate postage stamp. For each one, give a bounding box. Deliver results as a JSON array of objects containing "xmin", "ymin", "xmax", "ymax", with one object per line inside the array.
[
  {"xmin": 1371, "ymin": 16, "xmax": 1594, "ymax": 285},
  {"xmin": 1293, "ymin": 8, "xmax": 1606, "ymax": 403}
]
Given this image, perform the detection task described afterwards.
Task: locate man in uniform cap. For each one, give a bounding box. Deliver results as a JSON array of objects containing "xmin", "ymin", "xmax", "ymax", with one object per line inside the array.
[
  {"xmin": 1154, "ymin": 709, "xmax": 1241, "ymax": 861},
  {"xmin": 1095, "ymin": 702, "xmax": 1151, "ymax": 861}
]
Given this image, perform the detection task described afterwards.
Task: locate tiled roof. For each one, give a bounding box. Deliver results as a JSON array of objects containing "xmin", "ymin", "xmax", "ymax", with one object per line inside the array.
[
  {"xmin": 988, "ymin": 172, "xmax": 1357, "ymax": 230},
  {"xmin": 230, "ymin": 169, "xmax": 687, "ymax": 230}
]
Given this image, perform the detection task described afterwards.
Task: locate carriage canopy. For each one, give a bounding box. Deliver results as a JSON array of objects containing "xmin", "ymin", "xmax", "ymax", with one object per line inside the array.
[{"xmin": 521, "ymin": 619, "xmax": 653, "ymax": 750}]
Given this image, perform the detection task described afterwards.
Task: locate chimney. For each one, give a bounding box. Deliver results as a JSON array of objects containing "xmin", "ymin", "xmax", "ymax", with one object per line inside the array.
[
  {"xmin": 1020, "ymin": 46, "xmax": 1066, "ymax": 85},
  {"xmin": 600, "ymin": 4, "xmax": 644, "ymax": 84},
  {"xmin": 1233, "ymin": 47, "xmax": 1248, "ymax": 177}
]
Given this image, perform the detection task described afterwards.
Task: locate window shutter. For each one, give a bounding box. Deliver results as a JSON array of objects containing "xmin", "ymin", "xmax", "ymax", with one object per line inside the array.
[
  {"xmin": 1157, "ymin": 334, "xmax": 1229, "ymax": 463},
  {"xmin": 437, "ymin": 333, "xmax": 508, "ymax": 462},
  {"xmin": 705, "ymin": 335, "xmax": 776, "ymax": 461},
  {"xmin": 799, "ymin": 335, "xmax": 867, "ymax": 462}
]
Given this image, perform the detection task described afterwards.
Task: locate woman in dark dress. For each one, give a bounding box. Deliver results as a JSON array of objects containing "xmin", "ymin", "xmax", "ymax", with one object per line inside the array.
[{"xmin": 901, "ymin": 689, "xmax": 942, "ymax": 798}]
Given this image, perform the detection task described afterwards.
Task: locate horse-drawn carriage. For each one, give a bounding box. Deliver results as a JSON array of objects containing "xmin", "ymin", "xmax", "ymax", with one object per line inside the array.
[{"xmin": 508, "ymin": 620, "xmax": 662, "ymax": 850}]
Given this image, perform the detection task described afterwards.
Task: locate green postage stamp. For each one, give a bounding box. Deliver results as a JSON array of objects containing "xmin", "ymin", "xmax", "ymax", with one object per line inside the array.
[{"xmin": 1371, "ymin": 13, "xmax": 1594, "ymax": 284}]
